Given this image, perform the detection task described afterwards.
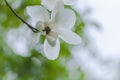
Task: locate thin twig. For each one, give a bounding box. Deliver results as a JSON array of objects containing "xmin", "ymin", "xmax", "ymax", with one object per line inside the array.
[{"xmin": 4, "ymin": 0, "xmax": 39, "ymax": 33}]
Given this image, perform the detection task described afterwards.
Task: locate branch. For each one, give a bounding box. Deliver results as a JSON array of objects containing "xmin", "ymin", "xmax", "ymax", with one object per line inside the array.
[{"xmin": 4, "ymin": 0, "xmax": 39, "ymax": 33}]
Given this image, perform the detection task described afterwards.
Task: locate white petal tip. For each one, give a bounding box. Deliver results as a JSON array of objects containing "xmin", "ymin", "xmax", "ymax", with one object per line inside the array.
[
  {"xmin": 74, "ymin": 39, "xmax": 82, "ymax": 45},
  {"xmin": 44, "ymin": 39, "xmax": 60, "ymax": 60},
  {"xmin": 57, "ymin": 28, "xmax": 82, "ymax": 45},
  {"xmin": 44, "ymin": 51, "xmax": 59, "ymax": 60},
  {"xmin": 70, "ymin": 37, "xmax": 82, "ymax": 45},
  {"xmin": 46, "ymin": 56, "xmax": 58, "ymax": 60}
]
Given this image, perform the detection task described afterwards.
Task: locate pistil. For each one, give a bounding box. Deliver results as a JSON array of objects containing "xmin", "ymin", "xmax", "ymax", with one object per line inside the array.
[{"xmin": 43, "ymin": 26, "xmax": 51, "ymax": 34}]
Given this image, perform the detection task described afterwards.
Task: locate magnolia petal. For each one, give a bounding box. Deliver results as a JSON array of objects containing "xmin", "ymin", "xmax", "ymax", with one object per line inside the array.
[
  {"xmin": 54, "ymin": 0, "xmax": 64, "ymax": 11},
  {"xmin": 63, "ymin": 0, "xmax": 77, "ymax": 5},
  {"xmin": 56, "ymin": 28, "xmax": 81, "ymax": 45},
  {"xmin": 42, "ymin": 0, "xmax": 57, "ymax": 11},
  {"xmin": 26, "ymin": 6, "xmax": 49, "ymax": 21},
  {"xmin": 31, "ymin": 19, "xmax": 38, "ymax": 27},
  {"xmin": 35, "ymin": 21, "xmax": 44, "ymax": 31},
  {"xmin": 30, "ymin": 31, "xmax": 41, "ymax": 44},
  {"xmin": 46, "ymin": 31, "xmax": 58, "ymax": 46},
  {"xmin": 50, "ymin": 1, "xmax": 64, "ymax": 21},
  {"xmin": 52, "ymin": 8, "xmax": 76, "ymax": 29},
  {"xmin": 44, "ymin": 39, "xmax": 60, "ymax": 60}
]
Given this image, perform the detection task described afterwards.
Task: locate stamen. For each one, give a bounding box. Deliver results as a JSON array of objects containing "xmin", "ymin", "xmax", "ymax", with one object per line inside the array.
[{"xmin": 43, "ymin": 26, "xmax": 51, "ymax": 34}]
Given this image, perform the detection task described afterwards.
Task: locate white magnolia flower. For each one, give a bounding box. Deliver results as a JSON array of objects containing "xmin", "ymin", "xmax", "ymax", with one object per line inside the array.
[
  {"xmin": 42, "ymin": 0, "xmax": 78, "ymax": 11},
  {"xmin": 26, "ymin": 1, "xmax": 81, "ymax": 60}
]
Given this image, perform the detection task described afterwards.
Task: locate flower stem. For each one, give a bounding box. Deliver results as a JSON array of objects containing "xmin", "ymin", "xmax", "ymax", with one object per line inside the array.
[{"xmin": 4, "ymin": 0, "xmax": 39, "ymax": 33}]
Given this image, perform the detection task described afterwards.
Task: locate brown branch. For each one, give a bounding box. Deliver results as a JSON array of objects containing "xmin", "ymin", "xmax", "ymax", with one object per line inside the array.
[{"xmin": 4, "ymin": 0, "xmax": 39, "ymax": 33}]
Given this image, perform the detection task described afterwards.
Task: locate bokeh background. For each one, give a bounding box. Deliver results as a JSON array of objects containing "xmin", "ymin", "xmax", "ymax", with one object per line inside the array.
[{"xmin": 0, "ymin": 0, "xmax": 120, "ymax": 80}]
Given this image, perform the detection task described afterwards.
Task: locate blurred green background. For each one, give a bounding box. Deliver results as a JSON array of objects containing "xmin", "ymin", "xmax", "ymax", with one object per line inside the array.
[{"xmin": 0, "ymin": 0, "xmax": 99, "ymax": 80}]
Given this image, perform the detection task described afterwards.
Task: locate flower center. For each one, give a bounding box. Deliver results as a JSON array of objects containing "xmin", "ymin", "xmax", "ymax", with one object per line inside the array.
[{"xmin": 43, "ymin": 26, "xmax": 51, "ymax": 34}]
